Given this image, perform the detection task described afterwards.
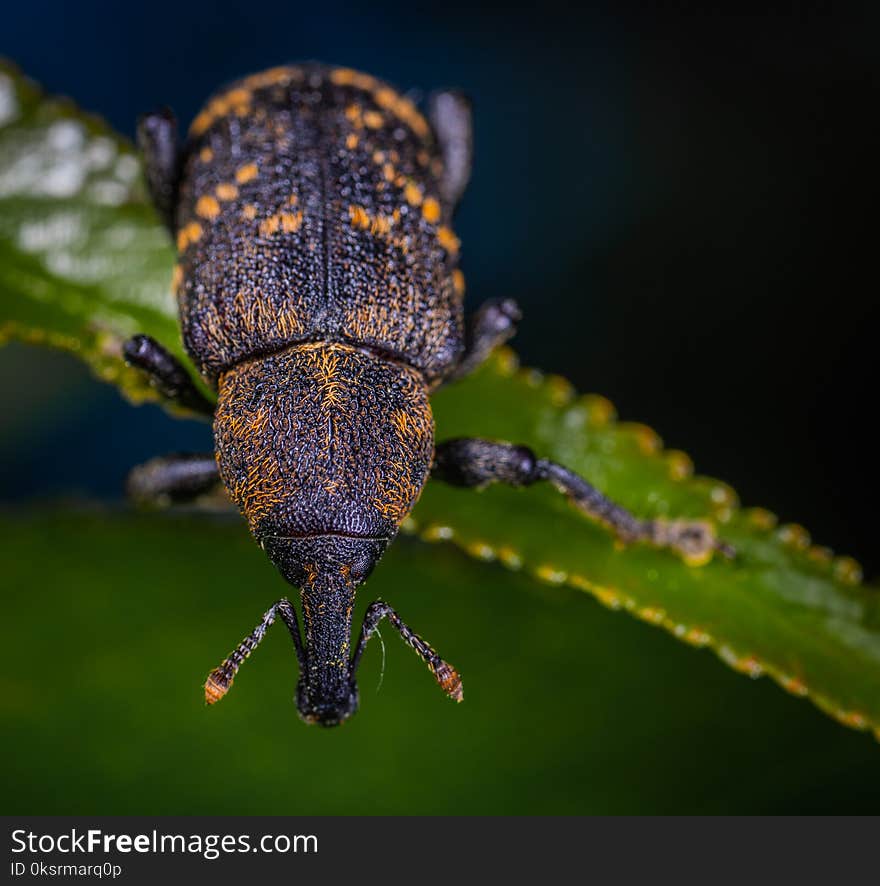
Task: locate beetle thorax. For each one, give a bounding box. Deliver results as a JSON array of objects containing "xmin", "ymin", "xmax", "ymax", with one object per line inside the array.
[{"xmin": 213, "ymin": 342, "xmax": 434, "ymax": 542}]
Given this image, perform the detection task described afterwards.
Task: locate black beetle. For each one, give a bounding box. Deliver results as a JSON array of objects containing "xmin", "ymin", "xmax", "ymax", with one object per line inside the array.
[{"xmin": 124, "ymin": 63, "xmax": 729, "ymax": 726}]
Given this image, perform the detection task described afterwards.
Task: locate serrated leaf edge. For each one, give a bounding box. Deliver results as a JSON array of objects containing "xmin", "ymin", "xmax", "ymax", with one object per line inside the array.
[{"xmin": 408, "ymin": 347, "xmax": 878, "ymax": 740}]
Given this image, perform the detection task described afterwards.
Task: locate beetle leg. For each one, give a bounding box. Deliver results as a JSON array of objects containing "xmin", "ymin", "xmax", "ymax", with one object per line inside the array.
[
  {"xmin": 126, "ymin": 453, "xmax": 222, "ymax": 507},
  {"xmin": 433, "ymin": 438, "xmax": 735, "ymax": 565},
  {"xmin": 137, "ymin": 107, "xmax": 181, "ymax": 232},
  {"xmin": 444, "ymin": 298, "xmax": 522, "ymax": 383},
  {"xmin": 205, "ymin": 598, "xmax": 305, "ymax": 704},
  {"xmin": 428, "ymin": 90, "xmax": 473, "ymax": 210},
  {"xmin": 352, "ymin": 601, "xmax": 463, "ymax": 702},
  {"xmin": 123, "ymin": 334, "xmax": 215, "ymax": 417}
]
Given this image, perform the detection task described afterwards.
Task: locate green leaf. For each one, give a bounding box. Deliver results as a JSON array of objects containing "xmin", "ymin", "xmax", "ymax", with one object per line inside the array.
[
  {"xmin": 2, "ymin": 509, "xmax": 879, "ymax": 814},
  {"xmin": 423, "ymin": 351, "xmax": 879, "ymax": 739},
  {"xmin": 0, "ymin": 60, "xmax": 194, "ymax": 409},
  {"xmin": 1, "ymin": 60, "xmax": 878, "ymax": 742}
]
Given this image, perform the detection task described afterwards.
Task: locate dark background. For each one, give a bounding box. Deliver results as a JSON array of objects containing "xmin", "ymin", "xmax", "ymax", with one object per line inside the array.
[{"xmin": 2, "ymin": 1, "xmax": 876, "ymax": 579}]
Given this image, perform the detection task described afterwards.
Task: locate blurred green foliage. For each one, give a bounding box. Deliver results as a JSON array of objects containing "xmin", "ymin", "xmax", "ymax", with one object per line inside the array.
[
  {"xmin": 2, "ymin": 510, "xmax": 879, "ymax": 814},
  {"xmin": 0, "ymin": 60, "xmax": 188, "ymax": 405}
]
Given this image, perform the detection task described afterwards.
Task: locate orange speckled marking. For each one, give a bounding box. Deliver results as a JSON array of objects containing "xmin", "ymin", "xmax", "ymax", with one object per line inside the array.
[
  {"xmin": 195, "ymin": 194, "xmax": 221, "ymax": 219},
  {"xmin": 171, "ymin": 264, "xmax": 183, "ymax": 293},
  {"xmin": 437, "ymin": 225, "xmax": 460, "ymax": 254},
  {"xmin": 348, "ymin": 204, "xmax": 368, "ymax": 228},
  {"xmin": 241, "ymin": 204, "xmax": 258, "ymax": 220},
  {"xmin": 330, "ymin": 67, "xmax": 378, "ymax": 91},
  {"xmin": 215, "ymin": 182, "xmax": 239, "ymax": 201},
  {"xmin": 452, "ymin": 269, "xmax": 466, "ymax": 297},
  {"xmin": 190, "ymin": 111, "xmax": 212, "ymax": 136},
  {"xmin": 199, "ymin": 146, "xmax": 214, "ymax": 163},
  {"xmin": 374, "ymin": 87, "xmax": 398, "ymax": 109},
  {"xmin": 176, "ymin": 221, "xmax": 203, "ymax": 252},
  {"xmin": 421, "ymin": 197, "xmax": 441, "ymax": 224},
  {"xmin": 258, "ymin": 210, "xmax": 303, "ymax": 237},
  {"xmin": 348, "ymin": 204, "xmax": 398, "ymax": 239},
  {"xmin": 241, "ymin": 65, "xmax": 304, "ymax": 92},
  {"xmin": 344, "ymin": 104, "xmax": 363, "ymax": 128},
  {"xmin": 392, "ymin": 95, "xmax": 429, "ymax": 138},
  {"xmin": 345, "ymin": 133, "xmax": 359, "ymax": 150},
  {"xmin": 404, "ymin": 181, "xmax": 422, "ymax": 207},
  {"xmin": 225, "ymin": 87, "xmax": 250, "ymax": 106},
  {"xmin": 363, "ymin": 109, "xmax": 384, "ymax": 129},
  {"xmin": 190, "ymin": 86, "xmax": 253, "ymax": 136},
  {"xmin": 372, "ymin": 86, "xmax": 430, "ymax": 138},
  {"xmin": 331, "ymin": 67, "xmax": 430, "ymax": 139},
  {"xmin": 235, "ymin": 162, "xmax": 259, "ymax": 184}
]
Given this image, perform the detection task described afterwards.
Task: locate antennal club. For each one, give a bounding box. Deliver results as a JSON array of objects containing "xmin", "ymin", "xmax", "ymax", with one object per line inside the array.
[{"xmin": 205, "ymin": 598, "xmax": 305, "ymax": 704}]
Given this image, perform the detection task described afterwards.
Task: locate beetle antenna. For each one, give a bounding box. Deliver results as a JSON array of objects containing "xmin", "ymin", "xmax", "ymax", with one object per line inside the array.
[
  {"xmin": 352, "ymin": 601, "xmax": 462, "ymax": 702},
  {"xmin": 205, "ymin": 598, "xmax": 305, "ymax": 704}
]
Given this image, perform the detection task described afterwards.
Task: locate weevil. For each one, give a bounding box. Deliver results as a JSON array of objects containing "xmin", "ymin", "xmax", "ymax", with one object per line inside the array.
[{"xmin": 125, "ymin": 63, "xmax": 731, "ymax": 727}]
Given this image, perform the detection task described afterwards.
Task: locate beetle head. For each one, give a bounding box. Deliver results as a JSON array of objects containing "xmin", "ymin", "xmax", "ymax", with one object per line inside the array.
[{"xmin": 211, "ymin": 346, "xmax": 436, "ymax": 725}]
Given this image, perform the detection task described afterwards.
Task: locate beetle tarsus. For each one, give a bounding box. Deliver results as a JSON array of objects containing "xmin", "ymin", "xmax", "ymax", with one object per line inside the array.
[
  {"xmin": 123, "ymin": 334, "xmax": 215, "ymax": 417},
  {"xmin": 137, "ymin": 107, "xmax": 181, "ymax": 232},
  {"xmin": 126, "ymin": 452, "xmax": 220, "ymax": 507},
  {"xmin": 446, "ymin": 298, "xmax": 522, "ymax": 382},
  {"xmin": 428, "ymin": 89, "xmax": 473, "ymax": 210}
]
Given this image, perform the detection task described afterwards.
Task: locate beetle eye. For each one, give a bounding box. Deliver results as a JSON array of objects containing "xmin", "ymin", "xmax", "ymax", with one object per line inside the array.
[
  {"xmin": 349, "ymin": 549, "xmax": 380, "ymax": 582},
  {"xmin": 349, "ymin": 562, "xmax": 367, "ymax": 582}
]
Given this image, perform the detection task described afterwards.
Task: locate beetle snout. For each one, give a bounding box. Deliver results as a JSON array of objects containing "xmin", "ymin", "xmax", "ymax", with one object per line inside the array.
[{"xmin": 296, "ymin": 681, "xmax": 359, "ymax": 727}]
